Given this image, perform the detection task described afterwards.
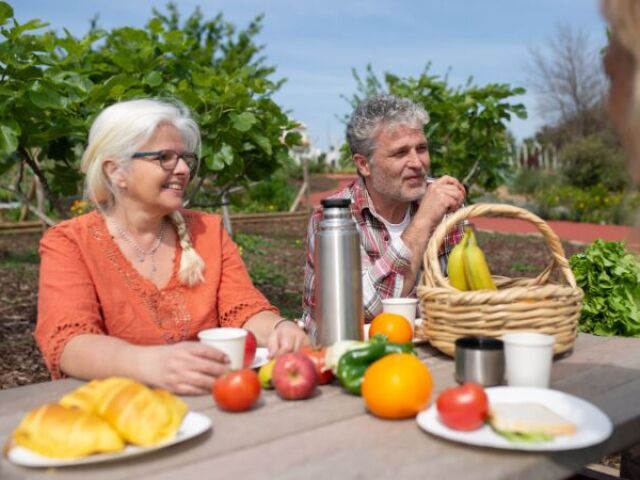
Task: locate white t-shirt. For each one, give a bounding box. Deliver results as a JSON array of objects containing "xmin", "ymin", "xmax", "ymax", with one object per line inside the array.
[{"xmin": 380, "ymin": 209, "xmax": 411, "ymax": 244}]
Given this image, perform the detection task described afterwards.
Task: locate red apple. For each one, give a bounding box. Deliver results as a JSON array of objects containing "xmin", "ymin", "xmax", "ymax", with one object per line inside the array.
[
  {"xmin": 243, "ymin": 329, "xmax": 257, "ymax": 368},
  {"xmin": 272, "ymin": 352, "xmax": 318, "ymax": 400},
  {"xmin": 301, "ymin": 346, "xmax": 334, "ymax": 385}
]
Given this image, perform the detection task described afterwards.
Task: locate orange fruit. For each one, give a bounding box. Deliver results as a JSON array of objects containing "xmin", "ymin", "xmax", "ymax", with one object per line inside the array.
[
  {"xmin": 369, "ymin": 312, "xmax": 413, "ymax": 343},
  {"xmin": 361, "ymin": 353, "xmax": 433, "ymax": 419}
]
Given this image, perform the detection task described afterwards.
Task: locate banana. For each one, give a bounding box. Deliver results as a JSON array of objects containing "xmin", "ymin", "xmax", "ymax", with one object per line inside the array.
[
  {"xmin": 447, "ymin": 229, "xmax": 470, "ymax": 290},
  {"xmin": 463, "ymin": 228, "xmax": 497, "ymax": 291}
]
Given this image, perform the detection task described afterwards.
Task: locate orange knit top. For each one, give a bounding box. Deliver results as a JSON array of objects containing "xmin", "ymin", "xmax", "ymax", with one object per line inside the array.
[{"xmin": 35, "ymin": 209, "xmax": 278, "ymax": 379}]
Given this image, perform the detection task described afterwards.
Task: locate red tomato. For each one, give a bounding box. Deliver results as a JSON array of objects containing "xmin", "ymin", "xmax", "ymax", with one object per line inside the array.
[
  {"xmin": 212, "ymin": 369, "xmax": 261, "ymax": 412},
  {"xmin": 301, "ymin": 346, "xmax": 334, "ymax": 385},
  {"xmin": 436, "ymin": 383, "xmax": 488, "ymax": 431}
]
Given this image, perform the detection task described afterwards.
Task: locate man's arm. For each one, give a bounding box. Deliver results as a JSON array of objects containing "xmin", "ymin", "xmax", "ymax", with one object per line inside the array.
[
  {"xmin": 400, "ymin": 176, "xmax": 466, "ymax": 295},
  {"xmin": 301, "ymin": 209, "xmax": 322, "ymax": 337}
]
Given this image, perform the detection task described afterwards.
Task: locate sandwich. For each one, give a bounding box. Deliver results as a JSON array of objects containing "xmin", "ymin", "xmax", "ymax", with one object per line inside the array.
[{"xmin": 488, "ymin": 402, "xmax": 577, "ymax": 443}]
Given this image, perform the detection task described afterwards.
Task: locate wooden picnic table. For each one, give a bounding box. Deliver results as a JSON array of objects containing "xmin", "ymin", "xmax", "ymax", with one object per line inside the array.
[{"xmin": 1, "ymin": 333, "xmax": 639, "ymax": 480}]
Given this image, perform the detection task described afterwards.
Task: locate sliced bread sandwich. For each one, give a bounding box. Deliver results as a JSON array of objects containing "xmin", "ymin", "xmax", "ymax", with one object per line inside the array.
[{"xmin": 489, "ymin": 402, "xmax": 576, "ymax": 442}]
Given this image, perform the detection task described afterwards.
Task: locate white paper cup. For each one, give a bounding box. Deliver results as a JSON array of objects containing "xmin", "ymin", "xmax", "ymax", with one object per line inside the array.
[
  {"xmin": 502, "ymin": 332, "xmax": 555, "ymax": 388},
  {"xmin": 381, "ymin": 298, "xmax": 418, "ymax": 334},
  {"xmin": 197, "ymin": 328, "xmax": 247, "ymax": 370}
]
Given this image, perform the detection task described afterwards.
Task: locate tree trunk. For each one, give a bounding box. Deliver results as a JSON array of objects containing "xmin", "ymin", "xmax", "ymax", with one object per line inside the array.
[
  {"xmin": 20, "ymin": 148, "xmax": 66, "ymax": 218},
  {"xmin": 18, "ymin": 181, "xmax": 35, "ymax": 222}
]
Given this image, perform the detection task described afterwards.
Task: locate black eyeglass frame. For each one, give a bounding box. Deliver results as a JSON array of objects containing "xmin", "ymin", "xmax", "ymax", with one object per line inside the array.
[{"xmin": 131, "ymin": 149, "xmax": 200, "ymax": 176}]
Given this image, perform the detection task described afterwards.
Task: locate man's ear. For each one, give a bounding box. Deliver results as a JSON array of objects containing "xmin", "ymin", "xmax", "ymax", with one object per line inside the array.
[
  {"xmin": 103, "ymin": 159, "xmax": 127, "ymax": 189},
  {"xmin": 353, "ymin": 153, "xmax": 371, "ymax": 177}
]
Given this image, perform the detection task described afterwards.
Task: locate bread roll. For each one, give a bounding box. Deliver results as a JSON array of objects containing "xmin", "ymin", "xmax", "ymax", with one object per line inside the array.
[
  {"xmin": 60, "ymin": 378, "xmax": 188, "ymax": 447},
  {"xmin": 12, "ymin": 404, "xmax": 124, "ymax": 458},
  {"xmin": 489, "ymin": 402, "xmax": 576, "ymax": 436}
]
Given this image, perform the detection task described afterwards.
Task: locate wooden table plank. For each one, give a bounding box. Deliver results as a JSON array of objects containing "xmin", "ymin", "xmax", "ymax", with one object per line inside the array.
[{"xmin": 0, "ymin": 334, "xmax": 638, "ymax": 479}]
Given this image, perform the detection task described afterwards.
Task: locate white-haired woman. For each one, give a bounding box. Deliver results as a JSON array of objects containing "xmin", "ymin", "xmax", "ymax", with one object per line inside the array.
[{"xmin": 35, "ymin": 98, "xmax": 309, "ymax": 395}]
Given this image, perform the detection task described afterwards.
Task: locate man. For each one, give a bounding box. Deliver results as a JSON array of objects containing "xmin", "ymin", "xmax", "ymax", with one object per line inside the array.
[{"xmin": 302, "ymin": 95, "xmax": 466, "ymax": 334}]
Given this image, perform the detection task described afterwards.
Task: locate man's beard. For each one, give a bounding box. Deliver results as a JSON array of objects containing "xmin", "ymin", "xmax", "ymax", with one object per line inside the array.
[{"xmin": 367, "ymin": 174, "xmax": 426, "ymax": 204}]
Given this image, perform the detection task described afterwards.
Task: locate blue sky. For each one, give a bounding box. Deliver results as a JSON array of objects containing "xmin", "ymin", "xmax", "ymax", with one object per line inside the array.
[{"xmin": 13, "ymin": 0, "xmax": 606, "ymax": 150}]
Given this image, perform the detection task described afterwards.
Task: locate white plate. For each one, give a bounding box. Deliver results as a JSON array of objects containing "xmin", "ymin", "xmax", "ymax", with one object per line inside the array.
[
  {"xmin": 364, "ymin": 318, "xmax": 426, "ymax": 344},
  {"xmin": 250, "ymin": 347, "xmax": 269, "ymax": 369},
  {"xmin": 417, "ymin": 387, "xmax": 612, "ymax": 451},
  {"xmin": 7, "ymin": 411, "xmax": 211, "ymax": 468}
]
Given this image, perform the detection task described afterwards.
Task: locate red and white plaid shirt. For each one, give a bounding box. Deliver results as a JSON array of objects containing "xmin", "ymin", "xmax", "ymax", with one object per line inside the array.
[{"xmin": 302, "ymin": 177, "xmax": 464, "ymax": 337}]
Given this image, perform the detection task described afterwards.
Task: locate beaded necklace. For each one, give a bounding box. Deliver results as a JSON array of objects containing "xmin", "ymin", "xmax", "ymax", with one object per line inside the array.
[{"xmin": 110, "ymin": 219, "xmax": 167, "ymax": 273}]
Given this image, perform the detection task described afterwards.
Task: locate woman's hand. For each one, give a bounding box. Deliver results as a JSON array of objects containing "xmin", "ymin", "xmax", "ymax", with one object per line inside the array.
[
  {"xmin": 244, "ymin": 311, "xmax": 311, "ymax": 358},
  {"xmin": 266, "ymin": 320, "xmax": 310, "ymax": 358},
  {"xmin": 137, "ymin": 342, "xmax": 231, "ymax": 396}
]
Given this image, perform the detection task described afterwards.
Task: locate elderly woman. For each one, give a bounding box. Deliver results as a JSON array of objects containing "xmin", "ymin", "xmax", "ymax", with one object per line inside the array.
[{"xmin": 35, "ymin": 99, "xmax": 309, "ymax": 395}]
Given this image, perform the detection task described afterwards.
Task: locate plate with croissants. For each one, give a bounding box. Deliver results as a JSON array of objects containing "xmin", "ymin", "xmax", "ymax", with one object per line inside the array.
[{"xmin": 4, "ymin": 377, "xmax": 212, "ymax": 467}]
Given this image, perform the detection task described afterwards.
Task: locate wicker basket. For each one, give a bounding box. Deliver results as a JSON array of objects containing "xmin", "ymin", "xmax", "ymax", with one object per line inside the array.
[{"xmin": 415, "ymin": 204, "xmax": 583, "ymax": 357}]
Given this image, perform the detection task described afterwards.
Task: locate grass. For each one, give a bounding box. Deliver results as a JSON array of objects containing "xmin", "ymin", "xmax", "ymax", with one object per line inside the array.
[{"xmin": 1, "ymin": 249, "xmax": 39, "ymax": 266}]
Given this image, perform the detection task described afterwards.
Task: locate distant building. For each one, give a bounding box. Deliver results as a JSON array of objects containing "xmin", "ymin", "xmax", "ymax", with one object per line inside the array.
[
  {"xmin": 287, "ymin": 122, "xmax": 341, "ymax": 168},
  {"xmin": 289, "ymin": 123, "xmax": 313, "ymax": 165}
]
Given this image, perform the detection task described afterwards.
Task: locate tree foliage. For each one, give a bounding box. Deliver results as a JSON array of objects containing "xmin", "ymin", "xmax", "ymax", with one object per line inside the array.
[
  {"xmin": 527, "ymin": 24, "xmax": 628, "ymax": 196},
  {"xmin": 342, "ymin": 64, "xmax": 527, "ymax": 191},
  {"xmin": 0, "ymin": 1, "xmax": 299, "ymax": 216},
  {"xmin": 559, "ymin": 132, "xmax": 628, "ymax": 191}
]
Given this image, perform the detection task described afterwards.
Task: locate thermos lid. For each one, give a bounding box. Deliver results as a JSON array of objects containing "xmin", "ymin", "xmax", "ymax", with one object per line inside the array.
[{"xmin": 321, "ymin": 198, "xmax": 351, "ymax": 208}]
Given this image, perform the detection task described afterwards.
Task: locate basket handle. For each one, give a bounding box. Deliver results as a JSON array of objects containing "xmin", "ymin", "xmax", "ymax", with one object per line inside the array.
[{"xmin": 423, "ymin": 203, "xmax": 578, "ymax": 290}]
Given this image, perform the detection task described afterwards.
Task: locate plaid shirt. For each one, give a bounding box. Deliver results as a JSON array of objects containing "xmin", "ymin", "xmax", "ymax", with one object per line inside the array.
[{"xmin": 302, "ymin": 177, "xmax": 464, "ymax": 336}]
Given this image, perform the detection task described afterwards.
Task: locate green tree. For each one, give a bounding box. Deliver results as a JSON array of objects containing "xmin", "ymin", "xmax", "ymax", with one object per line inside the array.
[
  {"xmin": 342, "ymin": 64, "xmax": 527, "ymax": 192},
  {"xmin": 0, "ymin": 1, "xmax": 299, "ymax": 216},
  {"xmin": 559, "ymin": 132, "xmax": 628, "ymax": 191}
]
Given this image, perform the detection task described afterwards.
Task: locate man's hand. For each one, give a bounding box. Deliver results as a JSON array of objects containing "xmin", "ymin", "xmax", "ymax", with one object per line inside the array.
[
  {"xmin": 399, "ymin": 175, "xmax": 466, "ymax": 296},
  {"xmin": 420, "ymin": 175, "xmax": 466, "ymax": 228}
]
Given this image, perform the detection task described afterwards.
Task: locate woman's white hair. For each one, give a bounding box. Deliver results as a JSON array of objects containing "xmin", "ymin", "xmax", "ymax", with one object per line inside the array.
[{"xmin": 81, "ymin": 98, "xmax": 205, "ymax": 287}]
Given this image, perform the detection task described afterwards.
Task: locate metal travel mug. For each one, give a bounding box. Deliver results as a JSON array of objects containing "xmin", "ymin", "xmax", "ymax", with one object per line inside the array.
[
  {"xmin": 454, "ymin": 336, "xmax": 505, "ymax": 386},
  {"xmin": 314, "ymin": 198, "xmax": 364, "ymax": 345}
]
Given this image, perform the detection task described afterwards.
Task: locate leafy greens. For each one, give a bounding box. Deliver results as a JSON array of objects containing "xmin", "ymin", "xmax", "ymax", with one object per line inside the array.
[
  {"xmin": 569, "ymin": 240, "xmax": 640, "ymax": 337},
  {"xmin": 493, "ymin": 429, "xmax": 554, "ymax": 444}
]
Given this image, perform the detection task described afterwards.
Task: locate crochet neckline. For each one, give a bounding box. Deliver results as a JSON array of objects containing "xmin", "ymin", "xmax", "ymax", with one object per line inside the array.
[{"xmin": 93, "ymin": 211, "xmax": 183, "ymax": 293}]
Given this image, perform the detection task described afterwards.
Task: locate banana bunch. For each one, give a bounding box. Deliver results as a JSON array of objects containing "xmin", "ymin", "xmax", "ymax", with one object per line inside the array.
[{"xmin": 447, "ymin": 227, "xmax": 497, "ymax": 291}]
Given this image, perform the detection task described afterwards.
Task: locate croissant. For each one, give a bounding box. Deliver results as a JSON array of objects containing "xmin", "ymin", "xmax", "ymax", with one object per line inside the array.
[
  {"xmin": 11, "ymin": 404, "xmax": 124, "ymax": 458},
  {"xmin": 60, "ymin": 378, "xmax": 188, "ymax": 447}
]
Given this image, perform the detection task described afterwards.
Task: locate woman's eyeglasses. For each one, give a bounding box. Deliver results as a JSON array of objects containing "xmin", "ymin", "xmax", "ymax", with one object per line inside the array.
[{"xmin": 132, "ymin": 149, "xmax": 199, "ymax": 175}]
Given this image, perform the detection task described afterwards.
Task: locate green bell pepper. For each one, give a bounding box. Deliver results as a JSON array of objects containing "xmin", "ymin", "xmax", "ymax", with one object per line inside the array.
[{"xmin": 336, "ymin": 335, "xmax": 414, "ymax": 395}]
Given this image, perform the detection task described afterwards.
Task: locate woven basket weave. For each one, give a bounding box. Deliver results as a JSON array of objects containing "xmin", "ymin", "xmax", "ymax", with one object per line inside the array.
[{"xmin": 415, "ymin": 204, "xmax": 583, "ymax": 357}]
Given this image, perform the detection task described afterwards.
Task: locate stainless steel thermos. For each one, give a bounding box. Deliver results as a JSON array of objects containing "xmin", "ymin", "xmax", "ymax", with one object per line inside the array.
[{"xmin": 314, "ymin": 198, "xmax": 364, "ymax": 345}]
